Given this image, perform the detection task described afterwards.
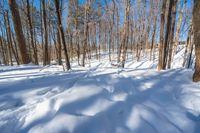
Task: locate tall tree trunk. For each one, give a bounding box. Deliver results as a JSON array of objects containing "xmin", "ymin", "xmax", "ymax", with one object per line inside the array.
[
  {"xmin": 82, "ymin": 1, "xmax": 89, "ymax": 67},
  {"xmin": 158, "ymin": 0, "xmax": 167, "ymax": 71},
  {"xmin": 193, "ymin": 0, "xmax": 200, "ymax": 82},
  {"xmin": 42, "ymin": 0, "xmax": 49, "ymax": 65},
  {"xmin": 163, "ymin": 0, "xmax": 174, "ymax": 69},
  {"xmin": 121, "ymin": 0, "xmax": 130, "ymax": 68},
  {"xmin": 54, "ymin": 0, "xmax": 71, "ymax": 70},
  {"xmin": 11, "ymin": 31, "xmax": 20, "ymax": 65},
  {"xmin": 8, "ymin": 0, "xmax": 30, "ymax": 64},
  {"xmin": 0, "ymin": 37, "xmax": 7, "ymax": 65},
  {"xmin": 4, "ymin": 12, "xmax": 13, "ymax": 65},
  {"xmin": 57, "ymin": 29, "xmax": 62, "ymax": 65},
  {"xmin": 167, "ymin": 0, "xmax": 178, "ymax": 69},
  {"xmin": 40, "ymin": 1, "xmax": 44, "ymax": 60},
  {"xmin": 27, "ymin": 0, "xmax": 38, "ymax": 65},
  {"xmin": 5, "ymin": 11, "xmax": 20, "ymax": 65}
]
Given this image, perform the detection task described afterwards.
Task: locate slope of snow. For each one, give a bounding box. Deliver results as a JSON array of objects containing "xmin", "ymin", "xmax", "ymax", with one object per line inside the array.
[{"xmin": 0, "ymin": 51, "xmax": 200, "ymax": 133}]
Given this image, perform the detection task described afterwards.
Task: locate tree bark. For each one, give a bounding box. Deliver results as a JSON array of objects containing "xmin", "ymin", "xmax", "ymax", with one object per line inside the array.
[
  {"xmin": 5, "ymin": 11, "xmax": 20, "ymax": 65},
  {"xmin": 121, "ymin": 0, "xmax": 130, "ymax": 68},
  {"xmin": 26, "ymin": 0, "xmax": 38, "ymax": 65},
  {"xmin": 162, "ymin": 0, "xmax": 174, "ymax": 69},
  {"xmin": 42, "ymin": 0, "xmax": 49, "ymax": 65},
  {"xmin": 158, "ymin": 0, "xmax": 167, "ymax": 71},
  {"xmin": 8, "ymin": 0, "xmax": 30, "ymax": 64},
  {"xmin": 0, "ymin": 37, "xmax": 7, "ymax": 65},
  {"xmin": 54, "ymin": 0, "xmax": 71, "ymax": 70},
  {"xmin": 167, "ymin": 0, "xmax": 178, "ymax": 69},
  {"xmin": 193, "ymin": 0, "xmax": 200, "ymax": 82}
]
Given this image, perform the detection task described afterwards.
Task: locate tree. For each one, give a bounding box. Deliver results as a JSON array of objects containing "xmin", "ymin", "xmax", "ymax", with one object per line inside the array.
[
  {"xmin": 54, "ymin": 0, "xmax": 71, "ymax": 70},
  {"xmin": 8, "ymin": 0, "xmax": 30, "ymax": 64},
  {"xmin": 121, "ymin": 0, "xmax": 130, "ymax": 68},
  {"xmin": 193, "ymin": 0, "xmax": 200, "ymax": 82},
  {"xmin": 158, "ymin": 0, "xmax": 167, "ymax": 71},
  {"xmin": 42, "ymin": 0, "xmax": 50, "ymax": 65},
  {"xmin": 167, "ymin": 0, "xmax": 178, "ymax": 69},
  {"xmin": 26, "ymin": 0, "xmax": 38, "ymax": 65},
  {"xmin": 82, "ymin": 1, "xmax": 90, "ymax": 67},
  {"xmin": 163, "ymin": 0, "xmax": 175, "ymax": 69}
]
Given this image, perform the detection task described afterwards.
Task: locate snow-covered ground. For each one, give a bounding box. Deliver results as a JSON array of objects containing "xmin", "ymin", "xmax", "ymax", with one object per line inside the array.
[{"xmin": 0, "ymin": 49, "xmax": 200, "ymax": 133}]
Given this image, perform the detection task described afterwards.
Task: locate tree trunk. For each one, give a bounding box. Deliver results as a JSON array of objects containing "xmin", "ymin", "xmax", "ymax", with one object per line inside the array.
[
  {"xmin": 54, "ymin": 0, "xmax": 71, "ymax": 70},
  {"xmin": 150, "ymin": 15, "xmax": 157, "ymax": 61},
  {"xmin": 163, "ymin": 0, "xmax": 174, "ymax": 69},
  {"xmin": 5, "ymin": 11, "xmax": 20, "ymax": 65},
  {"xmin": 193, "ymin": 0, "xmax": 200, "ymax": 82},
  {"xmin": 57, "ymin": 29, "xmax": 62, "ymax": 65},
  {"xmin": 167, "ymin": 0, "xmax": 178, "ymax": 69},
  {"xmin": 4, "ymin": 12, "xmax": 13, "ymax": 66},
  {"xmin": 42, "ymin": 0, "xmax": 49, "ymax": 65},
  {"xmin": 158, "ymin": 0, "xmax": 167, "ymax": 71},
  {"xmin": 82, "ymin": 1, "xmax": 89, "ymax": 67},
  {"xmin": 121, "ymin": 0, "xmax": 130, "ymax": 68},
  {"xmin": 8, "ymin": 0, "xmax": 30, "ymax": 64},
  {"xmin": 0, "ymin": 37, "xmax": 7, "ymax": 65},
  {"xmin": 27, "ymin": 0, "xmax": 38, "ymax": 65}
]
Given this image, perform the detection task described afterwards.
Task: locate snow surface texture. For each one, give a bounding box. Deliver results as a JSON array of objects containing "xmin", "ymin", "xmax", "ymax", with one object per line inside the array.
[{"xmin": 0, "ymin": 49, "xmax": 200, "ymax": 133}]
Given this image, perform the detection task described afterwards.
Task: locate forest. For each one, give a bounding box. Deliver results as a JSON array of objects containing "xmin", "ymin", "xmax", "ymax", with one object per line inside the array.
[{"xmin": 0, "ymin": 0, "xmax": 200, "ymax": 133}]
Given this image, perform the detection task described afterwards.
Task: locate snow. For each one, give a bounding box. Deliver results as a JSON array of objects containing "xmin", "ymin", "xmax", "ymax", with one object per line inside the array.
[{"xmin": 0, "ymin": 50, "xmax": 200, "ymax": 133}]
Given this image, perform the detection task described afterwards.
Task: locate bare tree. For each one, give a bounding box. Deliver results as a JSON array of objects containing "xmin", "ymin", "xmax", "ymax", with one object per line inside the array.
[
  {"xmin": 42, "ymin": 0, "xmax": 49, "ymax": 65},
  {"xmin": 26, "ymin": 0, "xmax": 38, "ymax": 65},
  {"xmin": 8, "ymin": 0, "xmax": 30, "ymax": 64},
  {"xmin": 54, "ymin": 0, "xmax": 71, "ymax": 70},
  {"xmin": 121, "ymin": 0, "xmax": 130, "ymax": 68}
]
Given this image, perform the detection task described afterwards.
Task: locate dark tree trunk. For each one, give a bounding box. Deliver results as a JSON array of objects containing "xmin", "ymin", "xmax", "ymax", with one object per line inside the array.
[
  {"xmin": 54, "ymin": 0, "xmax": 71, "ymax": 70},
  {"xmin": 163, "ymin": 0, "xmax": 174, "ymax": 69},
  {"xmin": 8, "ymin": 0, "xmax": 30, "ymax": 64},
  {"xmin": 158, "ymin": 0, "xmax": 167, "ymax": 71},
  {"xmin": 193, "ymin": 0, "xmax": 200, "ymax": 82},
  {"xmin": 42, "ymin": 0, "xmax": 49, "ymax": 65},
  {"xmin": 27, "ymin": 0, "xmax": 38, "ymax": 65},
  {"xmin": 5, "ymin": 11, "xmax": 20, "ymax": 65},
  {"xmin": 167, "ymin": 0, "xmax": 178, "ymax": 69},
  {"xmin": 57, "ymin": 29, "xmax": 62, "ymax": 65}
]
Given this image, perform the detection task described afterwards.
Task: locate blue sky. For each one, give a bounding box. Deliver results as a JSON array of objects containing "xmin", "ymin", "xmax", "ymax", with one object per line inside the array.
[{"xmin": 0, "ymin": 0, "xmax": 194, "ymax": 41}]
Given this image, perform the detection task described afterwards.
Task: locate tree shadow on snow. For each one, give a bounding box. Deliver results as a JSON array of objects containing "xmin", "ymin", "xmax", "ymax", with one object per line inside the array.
[{"xmin": 17, "ymin": 68, "xmax": 198, "ymax": 133}]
